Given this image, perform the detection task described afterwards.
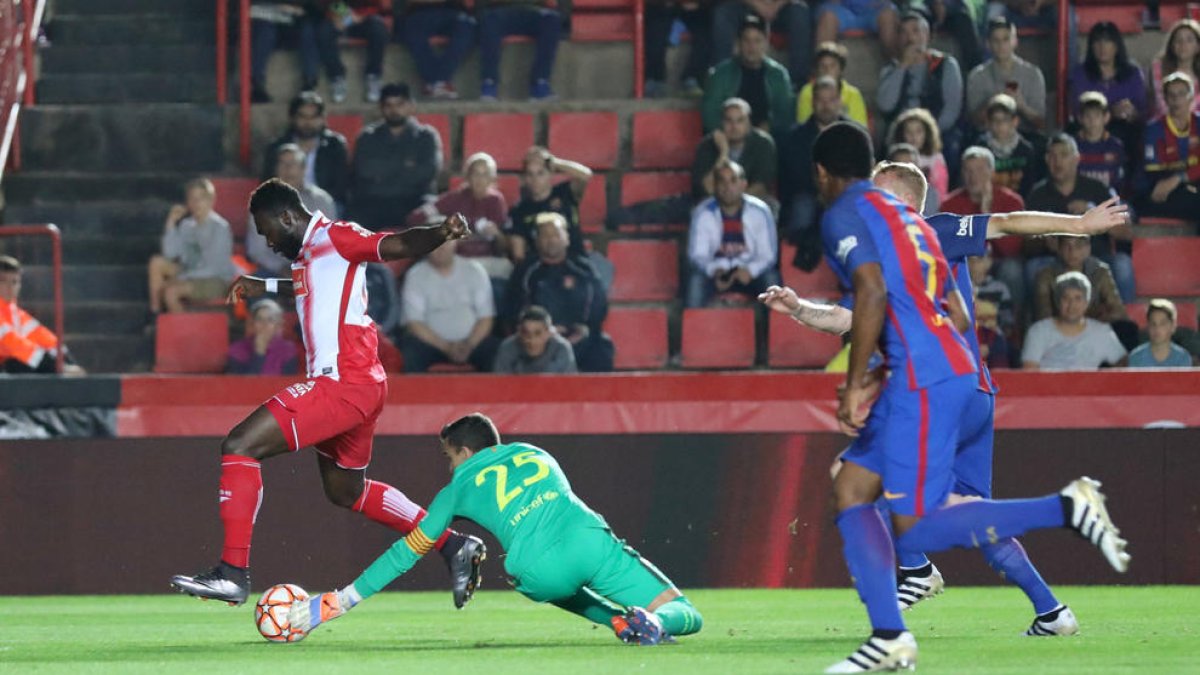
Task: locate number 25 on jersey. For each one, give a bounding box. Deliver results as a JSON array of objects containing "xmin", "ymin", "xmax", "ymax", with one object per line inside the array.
[{"xmin": 475, "ymin": 451, "xmax": 550, "ymax": 511}]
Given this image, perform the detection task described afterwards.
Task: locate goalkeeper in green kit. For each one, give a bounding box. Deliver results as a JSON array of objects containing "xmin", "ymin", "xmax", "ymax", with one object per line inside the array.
[{"xmin": 288, "ymin": 413, "xmax": 703, "ymax": 645}]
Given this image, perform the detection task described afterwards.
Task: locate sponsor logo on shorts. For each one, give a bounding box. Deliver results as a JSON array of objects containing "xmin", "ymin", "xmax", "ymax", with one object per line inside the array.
[{"xmin": 286, "ymin": 381, "xmax": 316, "ymax": 399}]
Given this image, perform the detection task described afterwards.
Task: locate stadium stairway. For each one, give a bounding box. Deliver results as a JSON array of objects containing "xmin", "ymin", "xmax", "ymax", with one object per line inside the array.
[{"xmin": 1, "ymin": 0, "xmax": 222, "ymax": 373}]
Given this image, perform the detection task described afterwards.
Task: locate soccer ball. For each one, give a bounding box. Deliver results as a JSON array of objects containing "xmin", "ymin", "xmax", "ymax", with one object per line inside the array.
[{"xmin": 254, "ymin": 583, "xmax": 309, "ymax": 643}]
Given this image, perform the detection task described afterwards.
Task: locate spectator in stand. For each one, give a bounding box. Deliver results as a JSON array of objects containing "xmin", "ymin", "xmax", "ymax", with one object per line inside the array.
[
  {"xmin": 1073, "ymin": 92, "xmax": 1127, "ymax": 194},
  {"xmin": 969, "ymin": 243, "xmax": 1016, "ymax": 366},
  {"xmin": 814, "ymin": 1, "xmax": 900, "ymax": 61},
  {"xmin": 713, "ymin": 1, "xmax": 812, "ymax": 86},
  {"xmin": 147, "ymin": 179, "xmax": 236, "ymax": 316},
  {"xmin": 644, "ymin": 0, "xmax": 715, "ymax": 98},
  {"xmin": 1068, "ymin": 20, "xmax": 1146, "ymax": 163},
  {"xmin": 686, "ymin": 159, "xmax": 780, "ymax": 307},
  {"xmin": 493, "ymin": 305, "xmax": 578, "ymax": 374},
  {"xmin": 974, "ymin": 93, "xmax": 1039, "ymax": 196},
  {"xmin": 348, "ymin": 83, "xmax": 442, "ymax": 230},
  {"xmin": 249, "ymin": 2, "xmax": 320, "ymax": 103},
  {"xmin": 226, "ymin": 299, "xmax": 300, "ymax": 375},
  {"xmin": 1022, "ymin": 271, "xmax": 1127, "ymax": 370},
  {"xmin": 0, "ymin": 256, "xmax": 84, "ymax": 375},
  {"xmin": 779, "ymin": 76, "xmax": 851, "ymax": 269},
  {"xmin": 261, "ymin": 92, "xmax": 349, "ymax": 208},
  {"xmin": 943, "ymin": 145, "xmax": 1026, "ymax": 315},
  {"xmin": 702, "ymin": 14, "xmax": 795, "ymax": 141},
  {"xmin": 877, "ymin": 11, "xmax": 963, "ymax": 151},
  {"xmin": 505, "ymin": 213, "xmax": 613, "ymax": 372},
  {"xmin": 1151, "ymin": 18, "xmax": 1200, "ymax": 116},
  {"xmin": 884, "ymin": 143, "xmax": 939, "ymax": 212},
  {"xmin": 1027, "ymin": 134, "xmax": 1132, "ymax": 304},
  {"xmin": 1129, "ymin": 298, "xmax": 1194, "ymax": 368},
  {"xmin": 966, "ymin": 17, "xmax": 1046, "ymax": 135},
  {"xmin": 691, "ymin": 98, "xmax": 778, "ymax": 206},
  {"xmin": 1140, "ymin": 72, "xmax": 1200, "ymax": 221},
  {"xmin": 505, "ymin": 146, "xmax": 592, "ymax": 265},
  {"xmin": 926, "ymin": 1, "xmax": 986, "ymax": 73},
  {"xmin": 249, "ymin": 144, "xmax": 338, "ymax": 277},
  {"xmin": 400, "ymin": 239, "xmax": 499, "ymax": 372},
  {"xmin": 408, "ymin": 152, "xmax": 512, "ymax": 280},
  {"xmin": 1031, "ymin": 235, "xmax": 1127, "ymax": 331},
  {"xmin": 795, "ymin": 41, "xmax": 868, "ymax": 128},
  {"xmin": 397, "ymin": 0, "xmax": 477, "ymax": 100},
  {"xmin": 888, "ymin": 107, "xmax": 948, "ymax": 208},
  {"xmin": 476, "ymin": 0, "xmax": 567, "ymax": 100},
  {"xmin": 314, "ymin": 0, "xmax": 389, "ymax": 103}
]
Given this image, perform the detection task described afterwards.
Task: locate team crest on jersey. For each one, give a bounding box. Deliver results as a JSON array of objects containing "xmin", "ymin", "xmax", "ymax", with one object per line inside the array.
[
  {"xmin": 291, "ymin": 266, "xmax": 308, "ymax": 297},
  {"xmin": 286, "ymin": 381, "xmax": 316, "ymax": 399},
  {"xmin": 562, "ymin": 275, "xmax": 576, "ymax": 290},
  {"xmin": 835, "ymin": 236, "xmax": 858, "ymax": 264}
]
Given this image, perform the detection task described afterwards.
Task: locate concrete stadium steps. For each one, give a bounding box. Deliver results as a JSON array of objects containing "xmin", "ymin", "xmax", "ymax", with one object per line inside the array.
[
  {"xmin": 23, "ymin": 301, "xmax": 150, "ymax": 337},
  {"xmin": 47, "ymin": 16, "xmax": 213, "ymax": 48},
  {"xmin": 37, "ymin": 73, "xmax": 218, "ymax": 105},
  {"xmin": 1, "ymin": 234, "xmax": 160, "ymax": 266},
  {"xmin": 4, "ymin": 200, "xmax": 173, "ymax": 236},
  {"xmin": 40, "ymin": 45, "xmax": 216, "ymax": 76},
  {"xmin": 63, "ymin": 333, "xmax": 155, "ymax": 374},
  {"xmin": 20, "ymin": 264, "xmax": 147, "ymax": 303},
  {"xmin": 19, "ymin": 105, "xmax": 224, "ymax": 172},
  {"xmin": 3, "ymin": 172, "xmax": 194, "ymax": 204}
]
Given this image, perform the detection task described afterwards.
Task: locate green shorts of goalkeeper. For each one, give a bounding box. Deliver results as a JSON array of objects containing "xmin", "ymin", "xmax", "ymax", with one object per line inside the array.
[{"xmin": 287, "ymin": 412, "xmax": 703, "ymax": 645}]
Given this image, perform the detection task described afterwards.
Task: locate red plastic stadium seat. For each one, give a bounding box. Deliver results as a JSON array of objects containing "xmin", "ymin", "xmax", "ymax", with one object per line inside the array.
[
  {"xmin": 1133, "ymin": 238, "xmax": 1200, "ymax": 297},
  {"xmin": 620, "ymin": 171, "xmax": 691, "ymax": 207},
  {"xmin": 606, "ymin": 306, "xmax": 669, "ymax": 370},
  {"xmin": 1125, "ymin": 300, "xmax": 1200, "ymax": 331},
  {"xmin": 1076, "ymin": 5, "xmax": 1142, "ymax": 34},
  {"xmin": 608, "ymin": 239, "xmax": 679, "ymax": 302},
  {"xmin": 1138, "ymin": 216, "xmax": 1191, "ymax": 228},
  {"xmin": 578, "ymin": 174, "xmax": 607, "ymax": 228},
  {"xmin": 463, "ymin": 113, "xmax": 535, "ymax": 171},
  {"xmin": 779, "ymin": 243, "xmax": 842, "ymax": 298},
  {"xmin": 548, "ymin": 112, "xmax": 619, "ymax": 170},
  {"xmin": 154, "ymin": 312, "xmax": 230, "ymax": 374},
  {"xmin": 572, "ymin": 12, "xmax": 635, "ymax": 41},
  {"xmin": 416, "ymin": 113, "xmax": 452, "ymax": 166},
  {"xmin": 631, "ymin": 110, "xmax": 703, "ymax": 169},
  {"xmin": 325, "ymin": 113, "xmax": 364, "ymax": 158},
  {"xmin": 767, "ymin": 312, "xmax": 843, "ymax": 368},
  {"xmin": 211, "ymin": 177, "xmax": 260, "ymax": 240},
  {"xmin": 681, "ymin": 308, "xmax": 755, "ymax": 368}
]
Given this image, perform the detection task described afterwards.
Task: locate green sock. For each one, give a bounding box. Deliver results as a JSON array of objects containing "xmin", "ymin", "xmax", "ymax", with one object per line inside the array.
[
  {"xmin": 551, "ymin": 588, "xmax": 623, "ymax": 626},
  {"xmin": 654, "ymin": 597, "xmax": 703, "ymax": 636}
]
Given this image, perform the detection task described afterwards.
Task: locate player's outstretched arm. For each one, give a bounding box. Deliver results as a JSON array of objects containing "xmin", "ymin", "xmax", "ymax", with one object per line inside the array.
[
  {"xmin": 986, "ymin": 197, "xmax": 1129, "ymax": 239},
  {"xmin": 758, "ymin": 285, "xmax": 853, "ymax": 335},
  {"xmin": 227, "ymin": 275, "xmax": 294, "ymax": 304},
  {"xmin": 378, "ymin": 213, "xmax": 470, "ymax": 261}
]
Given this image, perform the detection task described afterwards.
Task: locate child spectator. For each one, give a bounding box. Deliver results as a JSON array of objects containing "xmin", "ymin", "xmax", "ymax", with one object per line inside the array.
[
  {"xmin": 888, "ymin": 108, "xmax": 948, "ymax": 207},
  {"xmin": 226, "ymin": 299, "xmax": 300, "ymax": 375},
  {"xmin": 975, "ymin": 93, "xmax": 1039, "ymax": 196},
  {"xmin": 1073, "ymin": 92, "xmax": 1127, "ymax": 194},
  {"xmin": 969, "ymin": 243, "xmax": 1016, "ymax": 365},
  {"xmin": 0, "ymin": 255, "xmax": 84, "ymax": 375},
  {"xmin": 814, "ymin": 0, "xmax": 900, "ymax": 60},
  {"xmin": 796, "ymin": 41, "xmax": 868, "ymax": 128},
  {"xmin": 147, "ymin": 179, "xmax": 236, "ymax": 317},
  {"xmin": 1150, "ymin": 18, "xmax": 1200, "ymax": 116},
  {"xmin": 493, "ymin": 305, "xmax": 578, "ymax": 374},
  {"xmin": 1128, "ymin": 298, "xmax": 1194, "ymax": 367}
]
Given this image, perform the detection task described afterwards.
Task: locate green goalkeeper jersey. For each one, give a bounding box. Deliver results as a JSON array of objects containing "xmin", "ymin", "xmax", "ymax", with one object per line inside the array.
[{"xmin": 353, "ymin": 442, "xmax": 608, "ymax": 599}]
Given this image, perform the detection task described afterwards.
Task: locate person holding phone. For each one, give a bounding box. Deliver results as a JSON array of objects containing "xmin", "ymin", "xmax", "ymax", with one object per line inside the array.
[{"xmin": 966, "ymin": 17, "xmax": 1046, "ymax": 132}]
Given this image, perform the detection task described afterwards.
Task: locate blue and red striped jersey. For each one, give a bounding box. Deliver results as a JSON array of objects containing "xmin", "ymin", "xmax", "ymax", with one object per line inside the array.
[{"xmin": 821, "ymin": 181, "xmax": 976, "ymax": 389}]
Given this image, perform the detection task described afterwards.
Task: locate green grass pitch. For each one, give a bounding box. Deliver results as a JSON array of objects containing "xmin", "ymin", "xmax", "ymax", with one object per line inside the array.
[{"xmin": 1, "ymin": 587, "xmax": 1194, "ymax": 674}]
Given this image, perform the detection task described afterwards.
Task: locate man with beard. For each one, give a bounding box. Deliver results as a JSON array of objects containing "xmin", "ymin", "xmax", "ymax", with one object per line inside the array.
[
  {"xmin": 347, "ymin": 82, "xmax": 443, "ymax": 230},
  {"xmin": 261, "ymin": 92, "xmax": 349, "ymax": 207}
]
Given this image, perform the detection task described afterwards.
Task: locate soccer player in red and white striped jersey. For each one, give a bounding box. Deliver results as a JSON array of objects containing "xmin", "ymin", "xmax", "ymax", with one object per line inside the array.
[{"xmin": 171, "ymin": 179, "xmax": 485, "ymax": 608}]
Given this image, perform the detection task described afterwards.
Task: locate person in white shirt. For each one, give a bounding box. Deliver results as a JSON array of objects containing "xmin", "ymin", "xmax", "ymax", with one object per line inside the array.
[
  {"xmin": 1022, "ymin": 271, "xmax": 1127, "ymax": 370},
  {"xmin": 400, "ymin": 238, "xmax": 498, "ymax": 372},
  {"xmin": 685, "ymin": 159, "xmax": 780, "ymax": 308}
]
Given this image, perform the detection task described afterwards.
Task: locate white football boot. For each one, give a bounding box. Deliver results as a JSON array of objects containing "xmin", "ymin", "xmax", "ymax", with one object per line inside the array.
[
  {"xmin": 825, "ymin": 632, "xmax": 918, "ymax": 673},
  {"xmin": 1060, "ymin": 477, "xmax": 1131, "ymax": 573},
  {"xmin": 896, "ymin": 565, "xmax": 945, "ymax": 611},
  {"xmin": 1025, "ymin": 605, "xmax": 1080, "ymax": 637}
]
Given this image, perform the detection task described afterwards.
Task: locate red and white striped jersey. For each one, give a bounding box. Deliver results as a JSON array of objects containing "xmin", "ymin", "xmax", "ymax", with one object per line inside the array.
[{"xmin": 290, "ymin": 212, "xmax": 388, "ymax": 384}]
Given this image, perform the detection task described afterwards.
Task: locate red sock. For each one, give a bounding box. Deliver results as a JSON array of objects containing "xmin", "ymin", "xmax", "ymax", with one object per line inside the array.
[
  {"xmin": 353, "ymin": 479, "xmax": 452, "ymax": 550},
  {"xmin": 219, "ymin": 455, "xmax": 263, "ymax": 569}
]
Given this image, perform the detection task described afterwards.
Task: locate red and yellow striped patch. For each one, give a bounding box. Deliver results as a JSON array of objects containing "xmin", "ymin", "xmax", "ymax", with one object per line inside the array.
[{"xmin": 404, "ymin": 528, "xmax": 436, "ymax": 556}]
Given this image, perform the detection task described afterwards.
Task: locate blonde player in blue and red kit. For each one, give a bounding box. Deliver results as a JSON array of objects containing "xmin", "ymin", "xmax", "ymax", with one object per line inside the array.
[
  {"xmin": 171, "ymin": 179, "xmax": 486, "ymax": 609},
  {"xmin": 811, "ymin": 123, "xmax": 1130, "ymax": 673}
]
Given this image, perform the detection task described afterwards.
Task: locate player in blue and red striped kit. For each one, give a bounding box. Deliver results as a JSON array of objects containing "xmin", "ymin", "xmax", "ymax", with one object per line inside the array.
[{"xmin": 804, "ymin": 123, "xmax": 1130, "ymax": 673}]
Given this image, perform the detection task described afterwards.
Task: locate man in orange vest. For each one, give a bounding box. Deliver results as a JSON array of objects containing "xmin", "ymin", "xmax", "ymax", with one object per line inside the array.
[{"xmin": 0, "ymin": 255, "xmax": 84, "ymax": 374}]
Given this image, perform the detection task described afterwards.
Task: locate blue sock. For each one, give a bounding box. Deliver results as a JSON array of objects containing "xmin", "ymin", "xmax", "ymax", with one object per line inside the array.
[
  {"xmin": 837, "ymin": 504, "xmax": 905, "ymax": 632},
  {"xmin": 896, "ymin": 495, "xmax": 1066, "ymax": 556},
  {"xmin": 876, "ymin": 497, "xmax": 931, "ymax": 569},
  {"xmin": 982, "ymin": 538, "xmax": 1060, "ymax": 615}
]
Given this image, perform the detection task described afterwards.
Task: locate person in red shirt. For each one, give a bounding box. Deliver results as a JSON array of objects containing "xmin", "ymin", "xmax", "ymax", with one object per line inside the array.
[
  {"xmin": 170, "ymin": 179, "xmax": 485, "ymax": 610},
  {"xmin": 942, "ymin": 145, "xmax": 1028, "ymax": 318}
]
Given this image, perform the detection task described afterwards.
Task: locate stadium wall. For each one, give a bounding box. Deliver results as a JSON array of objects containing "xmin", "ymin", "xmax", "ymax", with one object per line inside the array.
[{"xmin": 2, "ymin": 428, "xmax": 1196, "ymax": 595}]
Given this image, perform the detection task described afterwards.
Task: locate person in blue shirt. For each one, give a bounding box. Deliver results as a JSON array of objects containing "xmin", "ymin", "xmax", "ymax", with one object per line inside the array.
[
  {"xmin": 795, "ymin": 122, "xmax": 1130, "ymax": 674},
  {"xmin": 1129, "ymin": 299, "xmax": 1194, "ymax": 368}
]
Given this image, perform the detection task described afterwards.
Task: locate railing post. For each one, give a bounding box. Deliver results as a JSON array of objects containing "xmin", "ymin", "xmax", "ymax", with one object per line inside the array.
[
  {"xmin": 633, "ymin": 0, "xmax": 644, "ymax": 99},
  {"xmin": 21, "ymin": 0, "xmax": 34, "ymax": 106},
  {"xmin": 239, "ymin": 0, "xmax": 251, "ymax": 167},
  {"xmin": 1057, "ymin": 0, "xmax": 1069, "ymax": 127},
  {"xmin": 217, "ymin": 0, "xmax": 228, "ymax": 105}
]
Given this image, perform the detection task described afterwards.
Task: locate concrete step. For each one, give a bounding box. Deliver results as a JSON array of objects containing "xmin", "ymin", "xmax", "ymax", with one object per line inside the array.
[
  {"xmin": 5, "ymin": 234, "xmax": 160, "ymax": 266},
  {"xmin": 64, "ymin": 334, "xmax": 155, "ymax": 374},
  {"xmin": 23, "ymin": 301, "xmax": 150, "ymax": 338},
  {"xmin": 5, "ymin": 199, "xmax": 174, "ymax": 236},
  {"xmin": 22, "ymin": 264, "xmax": 148, "ymax": 302},
  {"xmin": 55, "ymin": 0, "xmax": 212, "ymax": 16},
  {"xmin": 37, "ymin": 73, "xmax": 217, "ymax": 104},
  {"xmin": 20, "ymin": 105, "xmax": 224, "ymax": 172},
  {"xmin": 48, "ymin": 16, "xmax": 212, "ymax": 47},
  {"xmin": 40, "ymin": 44, "xmax": 215, "ymax": 76},
  {"xmin": 5, "ymin": 173, "xmax": 194, "ymax": 205}
]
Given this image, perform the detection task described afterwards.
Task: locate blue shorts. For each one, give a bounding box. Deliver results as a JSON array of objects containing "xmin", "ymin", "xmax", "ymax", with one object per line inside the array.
[
  {"xmin": 952, "ymin": 390, "xmax": 995, "ymax": 499},
  {"xmin": 842, "ymin": 370, "xmax": 976, "ymax": 516},
  {"xmin": 818, "ymin": 1, "xmax": 893, "ymax": 32}
]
